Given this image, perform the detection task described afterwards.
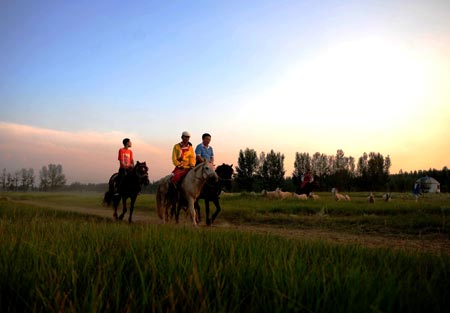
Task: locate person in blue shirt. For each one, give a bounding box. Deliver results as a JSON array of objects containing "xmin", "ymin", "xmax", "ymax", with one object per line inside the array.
[{"xmin": 195, "ymin": 133, "xmax": 215, "ymax": 166}]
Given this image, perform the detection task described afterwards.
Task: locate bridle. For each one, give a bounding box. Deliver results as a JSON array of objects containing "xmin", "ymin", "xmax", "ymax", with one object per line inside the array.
[{"xmin": 193, "ymin": 163, "xmax": 217, "ymax": 181}]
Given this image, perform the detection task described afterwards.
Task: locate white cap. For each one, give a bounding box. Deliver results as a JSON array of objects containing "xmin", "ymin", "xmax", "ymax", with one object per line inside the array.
[{"xmin": 182, "ymin": 131, "xmax": 191, "ymax": 137}]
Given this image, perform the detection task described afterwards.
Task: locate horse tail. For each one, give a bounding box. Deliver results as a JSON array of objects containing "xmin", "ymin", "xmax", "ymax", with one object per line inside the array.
[
  {"xmin": 156, "ymin": 176, "xmax": 170, "ymax": 220},
  {"xmin": 103, "ymin": 173, "xmax": 117, "ymax": 206},
  {"xmin": 103, "ymin": 190, "xmax": 113, "ymax": 206}
]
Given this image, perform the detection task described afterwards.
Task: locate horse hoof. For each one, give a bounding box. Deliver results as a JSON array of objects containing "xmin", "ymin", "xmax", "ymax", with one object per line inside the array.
[
  {"xmin": 206, "ymin": 218, "xmax": 211, "ymax": 226},
  {"xmin": 113, "ymin": 213, "xmax": 118, "ymax": 220}
]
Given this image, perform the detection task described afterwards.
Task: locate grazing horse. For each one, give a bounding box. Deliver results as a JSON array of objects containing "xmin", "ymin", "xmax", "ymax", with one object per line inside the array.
[
  {"xmin": 103, "ymin": 161, "xmax": 149, "ymax": 223},
  {"xmin": 156, "ymin": 161, "xmax": 218, "ymax": 226},
  {"xmin": 194, "ymin": 163, "xmax": 233, "ymax": 225}
]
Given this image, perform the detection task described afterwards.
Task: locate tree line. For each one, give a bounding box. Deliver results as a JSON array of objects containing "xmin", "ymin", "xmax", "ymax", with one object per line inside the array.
[
  {"xmin": 235, "ymin": 148, "xmax": 449, "ymax": 193},
  {"xmin": 2, "ymin": 151, "xmax": 449, "ymax": 193},
  {"xmin": 1, "ymin": 164, "xmax": 66, "ymax": 191}
]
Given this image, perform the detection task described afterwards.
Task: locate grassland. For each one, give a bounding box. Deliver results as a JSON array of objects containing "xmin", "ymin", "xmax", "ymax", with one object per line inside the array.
[{"xmin": 1, "ymin": 191, "xmax": 450, "ymax": 312}]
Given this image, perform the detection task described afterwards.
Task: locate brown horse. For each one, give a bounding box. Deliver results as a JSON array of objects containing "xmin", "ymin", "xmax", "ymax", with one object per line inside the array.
[
  {"xmin": 156, "ymin": 161, "xmax": 218, "ymax": 226},
  {"xmin": 194, "ymin": 163, "xmax": 233, "ymax": 225},
  {"xmin": 103, "ymin": 161, "xmax": 149, "ymax": 223}
]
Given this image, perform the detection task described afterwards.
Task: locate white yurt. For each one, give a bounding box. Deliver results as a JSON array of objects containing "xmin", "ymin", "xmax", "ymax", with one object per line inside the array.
[{"xmin": 415, "ymin": 176, "xmax": 441, "ymax": 193}]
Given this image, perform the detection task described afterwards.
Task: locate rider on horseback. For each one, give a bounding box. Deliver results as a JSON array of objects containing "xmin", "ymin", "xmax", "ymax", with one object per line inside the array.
[
  {"xmin": 171, "ymin": 131, "xmax": 196, "ymax": 188},
  {"xmin": 195, "ymin": 133, "xmax": 215, "ymax": 167},
  {"xmin": 116, "ymin": 138, "xmax": 134, "ymax": 195}
]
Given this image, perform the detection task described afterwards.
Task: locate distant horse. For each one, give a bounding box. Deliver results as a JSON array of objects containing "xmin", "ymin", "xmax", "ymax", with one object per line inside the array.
[
  {"xmin": 156, "ymin": 161, "xmax": 218, "ymax": 226},
  {"xmin": 194, "ymin": 163, "xmax": 233, "ymax": 225},
  {"xmin": 103, "ymin": 161, "xmax": 149, "ymax": 223}
]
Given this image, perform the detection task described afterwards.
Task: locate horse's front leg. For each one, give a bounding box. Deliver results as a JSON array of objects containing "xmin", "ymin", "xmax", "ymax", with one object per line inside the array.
[
  {"xmin": 205, "ymin": 199, "xmax": 211, "ymax": 226},
  {"xmin": 210, "ymin": 197, "xmax": 221, "ymax": 225},
  {"xmin": 118, "ymin": 196, "xmax": 127, "ymax": 220},
  {"xmin": 113, "ymin": 196, "xmax": 121, "ymax": 220},
  {"xmin": 128, "ymin": 195, "xmax": 137, "ymax": 223},
  {"xmin": 194, "ymin": 199, "xmax": 201, "ymax": 223},
  {"xmin": 171, "ymin": 198, "xmax": 178, "ymax": 222},
  {"xmin": 187, "ymin": 197, "xmax": 198, "ymax": 227}
]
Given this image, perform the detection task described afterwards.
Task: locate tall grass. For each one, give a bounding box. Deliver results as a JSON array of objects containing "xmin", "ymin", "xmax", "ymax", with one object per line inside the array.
[{"xmin": 1, "ymin": 197, "xmax": 450, "ymax": 312}]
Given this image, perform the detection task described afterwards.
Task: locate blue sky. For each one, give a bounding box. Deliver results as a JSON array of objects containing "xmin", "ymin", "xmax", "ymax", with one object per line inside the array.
[{"xmin": 1, "ymin": 0, "xmax": 449, "ymax": 183}]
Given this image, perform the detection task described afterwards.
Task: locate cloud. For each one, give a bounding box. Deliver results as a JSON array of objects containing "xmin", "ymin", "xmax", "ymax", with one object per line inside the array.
[{"xmin": 0, "ymin": 122, "xmax": 170, "ymax": 183}]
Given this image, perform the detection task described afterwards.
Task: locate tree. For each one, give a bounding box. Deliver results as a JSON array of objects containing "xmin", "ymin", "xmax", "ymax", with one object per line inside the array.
[
  {"xmin": 366, "ymin": 152, "xmax": 390, "ymax": 190},
  {"xmin": 348, "ymin": 156, "xmax": 356, "ymax": 175},
  {"xmin": 20, "ymin": 168, "xmax": 35, "ymax": 191},
  {"xmin": 293, "ymin": 152, "xmax": 311, "ymax": 177},
  {"xmin": 384, "ymin": 155, "xmax": 391, "ymax": 176},
  {"xmin": 259, "ymin": 150, "xmax": 285, "ymax": 190},
  {"xmin": 329, "ymin": 150, "xmax": 354, "ymax": 190},
  {"xmin": 1, "ymin": 168, "xmax": 6, "ymax": 191},
  {"xmin": 335, "ymin": 149, "xmax": 346, "ymax": 170},
  {"xmin": 6, "ymin": 173, "xmax": 13, "ymax": 191},
  {"xmin": 40, "ymin": 164, "xmax": 66, "ymax": 191},
  {"xmin": 357, "ymin": 152, "xmax": 369, "ymax": 177},
  {"xmin": 236, "ymin": 148, "xmax": 259, "ymax": 191},
  {"xmin": 5, "ymin": 171, "xmax": 20, "ymax": 191},
  {"xmin": 311, "ymin": 152, "xmax": 329, "ymax": 178}
]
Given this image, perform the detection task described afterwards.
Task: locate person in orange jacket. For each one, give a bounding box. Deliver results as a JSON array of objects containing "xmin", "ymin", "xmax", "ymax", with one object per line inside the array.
[{"xmin": 171, "ymin": 131, "xmax": 196, "ymax": 185}]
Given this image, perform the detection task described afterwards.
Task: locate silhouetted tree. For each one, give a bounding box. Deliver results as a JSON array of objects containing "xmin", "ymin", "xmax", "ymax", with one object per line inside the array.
[
  {"xmin": 366, "ymin": 152, "xmax": 390, "ymax": 190},
  {"xmin": 40, "ymin": 164, "xmax": 66, "ymax": 191},
  {"xmin": 19, "ymin": 168, "xmax": 35, "ymax": 191},
  {"xmin": 0, "ymin": 168, "xmax": 6, "ymax": 191},
  {"xmin": 328, "ymin": 150, "xmax": 354, "ymax": 190},
  {"xmin": 311, "ymin": 152, "xmax": 330, "ymax": 178},
  {"xmin": 259, "ymin": 150, "xmax": 285, "ymax": 190},
  {"xmin": 293, "ymin": 152, "xmax": 311, "ymax": 177},
  {"xmin": 236, "ymin": 148, "xmax": 259, "ymax": 191}
]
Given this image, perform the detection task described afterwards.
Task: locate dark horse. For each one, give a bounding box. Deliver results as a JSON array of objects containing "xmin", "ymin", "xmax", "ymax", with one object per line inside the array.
[
  {"xmin": 103, "ymin": 161, "xmax": 149, "ymax": 223},
  {"xmin": 194, "ymin": 163, "xmax": 233, "ymax": 225}
]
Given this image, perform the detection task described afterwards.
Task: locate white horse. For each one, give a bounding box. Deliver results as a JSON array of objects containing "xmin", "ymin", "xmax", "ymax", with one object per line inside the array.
[{"xmin": 156, "ymin": 161, "xmax": 218, "ymax": 226}]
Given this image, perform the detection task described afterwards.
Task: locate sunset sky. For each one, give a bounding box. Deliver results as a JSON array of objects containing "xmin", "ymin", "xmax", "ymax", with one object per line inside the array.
[{"xmin": 1, "ymin": 0, "xmax": 449, "ymax": 184}]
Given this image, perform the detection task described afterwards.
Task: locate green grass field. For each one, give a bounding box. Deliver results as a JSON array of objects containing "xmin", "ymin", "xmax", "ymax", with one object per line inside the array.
[{"xmin": 1, "ymin": 191, "xmax": 450, "ymax": 312}]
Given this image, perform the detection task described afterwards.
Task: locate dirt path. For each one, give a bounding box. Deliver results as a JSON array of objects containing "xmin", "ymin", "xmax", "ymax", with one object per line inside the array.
[{"xmin": 15, "ymin": 199, "xmax": 450, "ymax": 255}]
